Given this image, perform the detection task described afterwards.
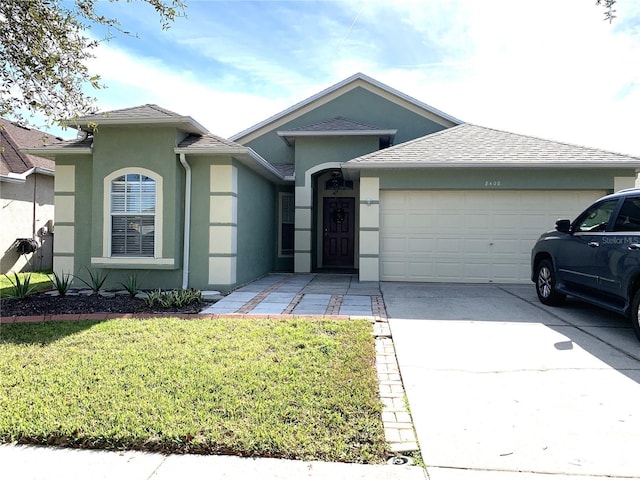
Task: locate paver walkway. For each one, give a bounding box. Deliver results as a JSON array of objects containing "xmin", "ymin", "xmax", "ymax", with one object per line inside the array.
[{"xmin": 202, "ymin": 273, "xmax": 386, "ymax": 318}]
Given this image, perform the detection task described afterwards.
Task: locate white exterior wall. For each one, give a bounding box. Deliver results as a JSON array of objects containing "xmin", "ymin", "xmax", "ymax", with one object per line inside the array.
[{"xmin": 1, "ymin": 174, "xmax": 54, "ymax": 273}]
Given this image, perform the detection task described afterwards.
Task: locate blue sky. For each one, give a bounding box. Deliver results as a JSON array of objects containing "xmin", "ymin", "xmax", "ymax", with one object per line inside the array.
[{"xmin": 51, "ymin": 0, "xmax": 640, "ymax": 155}]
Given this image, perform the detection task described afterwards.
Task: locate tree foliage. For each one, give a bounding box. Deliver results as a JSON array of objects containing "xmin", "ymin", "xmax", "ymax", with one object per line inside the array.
[
  {"xmin": 0, "ymin": 0, "xmax": 185, "ymax": 126},
  {"xmin": 596, "ymin": 0, "xmax": 617, "ymax": 22}
]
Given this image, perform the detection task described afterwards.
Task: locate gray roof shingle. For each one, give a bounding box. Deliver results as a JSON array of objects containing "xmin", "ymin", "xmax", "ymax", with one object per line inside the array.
[
  {"xmin": 177, "ymin": 134, "xmax": 245, "ymax": 150},
  {"xmin": 0, "ymin": 118, "xmax": 58, "ymax": 176},
  {"xmin": 75, "ymin": 104, "xmax": 183, "ymax": 122},
  {"xmin": 283, "ymin": 117, "xmax": 393, "ymax": 133},
  {"xmin": 72, "ymin": 104, "xmax": 208, "ymax": 135},
  {"xmin": 345, "ymin": 124, "xmax": 640, "ymax": 168}
]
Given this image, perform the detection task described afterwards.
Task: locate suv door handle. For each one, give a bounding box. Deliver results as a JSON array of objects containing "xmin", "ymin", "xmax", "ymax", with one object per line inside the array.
[
  {"xmin": 588, "ymin": 241, "xmax": 600, "ymax": 248},
  {"xmin": 628, "ymin": 243, "xmax": 640, "ymax": 251}
]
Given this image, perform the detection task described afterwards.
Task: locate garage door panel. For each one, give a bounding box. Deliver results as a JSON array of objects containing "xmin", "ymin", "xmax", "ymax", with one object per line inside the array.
[
  {"xmin": 408, "ymin": 238, "xmax": 435, "ymax": 253},
  {"xmin": 380, "ymin": 189, "xmax": 606, "ymax": 283},
  {"xmin": 381, "ymin": 236, "xmax": 407, "ymax": 254},
  {"xmin": 407, "ymin": 213, "xmax": 433, "ymax": 229},
  {"xmin": 464, "ymin": 239, "xmax": 492, "ymax": 254},
  {"xmin": 381, "ymin": 214, "xmax": 407, "ymax": 229}
]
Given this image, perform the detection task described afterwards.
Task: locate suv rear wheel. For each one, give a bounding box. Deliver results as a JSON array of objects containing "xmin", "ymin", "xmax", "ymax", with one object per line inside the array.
[
  {"xmin": 631, "ymin": 289, "xmax": 640, "ymax": 341},
  {"xmin": 535, "ymin": 259, "xmax": 566, "ymax": 306}
]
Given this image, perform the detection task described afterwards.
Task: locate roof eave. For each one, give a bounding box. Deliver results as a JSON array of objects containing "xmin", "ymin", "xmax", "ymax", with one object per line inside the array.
[
  {"xmin": 0, "ymin": 167, "xmax": 54, "ymax": 183},
  {"xmin": 277, "ymin": 129, "xmax": 397, "ymax": 147},
  {"xmin": 343, "ymin": 161, "xmax": 640, "ymax": 169},
  {"xmin": 21, "ymin": 146, "xmax": 93, "ymax": 159},
  {"xmin": 175, "ymin": 146, "xmax": 289, "ymax": 184},
  {"xmin": 174, "ymin": 147, "xmax": 246, "ymax": 156},
  {"xmin": 74, "ymin": 116, "xmax": 209, "ymax": 135},
  {"xmin": 277, "ymin": 129, "xmax": 398, "ymax": 137}
]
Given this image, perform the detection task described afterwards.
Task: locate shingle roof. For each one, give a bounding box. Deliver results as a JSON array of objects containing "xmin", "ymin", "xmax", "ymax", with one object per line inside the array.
[
  {"xmin": 283, "ymin": 117, "xmax": 393, "ymax": 133},
  {"xmin": 72, "ymin": 104, "xmax": 208, "ymax": 135},
  {"xmin": 345, "ymin": 123, "xmax": 640, "ymax": 168},
  {"xmin": 272, "ymin": 163, "xmax": 295, "ymax": 178},
  {"xmin": 75, "ymin": 104, "xmax": 183, "ymax": 122},
  {"xmin": 177, "ymin": 133, "xmax": 245, "ymax": 150},
  {"xmin": 0, "ymin": 118, "xmax": 58, "ymax": 176},
  {"xmin": 277, "ymin": 116, "xmax": 397, "ymax": 147}
]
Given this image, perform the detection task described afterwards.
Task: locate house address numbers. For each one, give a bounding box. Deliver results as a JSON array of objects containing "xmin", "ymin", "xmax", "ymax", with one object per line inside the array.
[{"xmin": 484, "ymin": 180, "xmax": 501, "ymax": 187}]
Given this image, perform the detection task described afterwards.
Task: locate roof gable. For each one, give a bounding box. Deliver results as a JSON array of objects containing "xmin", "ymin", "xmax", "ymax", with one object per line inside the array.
[
  {"xmin": 345, "ymin": 124, "xmax": 640, "ymax": 168},
  {"xmin": 230, "ymin": 73, "xmax": 461, "ymax": 144}
]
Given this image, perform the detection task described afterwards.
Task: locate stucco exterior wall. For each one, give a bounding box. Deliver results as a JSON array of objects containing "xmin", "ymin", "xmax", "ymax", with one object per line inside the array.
[
  {"xmin": 1, "ymin": 173, "xmax": 54, "ymax": 273},
  {"xmin": 243, "ymin": 86, "xmax": 449, "ymax": 164},
  {"xmin": 235, "ymin": 160, "xmax": 276, "ymax": 286},
  {"xmin": 294, "ymin": 137, "xmax": 378, "ymax": 186},
  {"xmin": 89, "ymin": 126, "xmax": 184, "ymax": 271},
  {"xmin": 54, "ymin": 127, "xmax": 187, "ymax": 290},
  {"xmin": 372, "ymin": 167, "xmax": 636, "ymax": 191}
]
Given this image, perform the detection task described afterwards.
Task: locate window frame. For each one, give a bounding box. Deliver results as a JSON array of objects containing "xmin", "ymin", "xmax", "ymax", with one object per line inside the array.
[
  {"xmin": 101, "ymin": 168, "xmax": 163, "ymax": 261},
  {"xmin": 573, "ymin": 199, "xmax": 619, "ymax": 233}
]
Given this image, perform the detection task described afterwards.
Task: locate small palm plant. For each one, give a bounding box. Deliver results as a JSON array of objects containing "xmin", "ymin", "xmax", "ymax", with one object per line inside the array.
[
  {"xmin": 48, "ymin": 271, "xmax": 73, "ymax": 297},
  {"xmin": 3, "ymin": 272, "xmax": 37, "ymax": 299},
  {"xmin": 119, "ymin": 273, "xmax": 141, "ymax": 297},
  {"xmin": 76, "ymin": 266, "xmax": 109, "ymax": 294}
]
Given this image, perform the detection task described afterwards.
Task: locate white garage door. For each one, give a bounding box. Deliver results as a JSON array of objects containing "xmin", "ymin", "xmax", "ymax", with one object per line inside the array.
[{"xmin": 379, "ymin": 190, "xmax": 607, "ymax": 283}]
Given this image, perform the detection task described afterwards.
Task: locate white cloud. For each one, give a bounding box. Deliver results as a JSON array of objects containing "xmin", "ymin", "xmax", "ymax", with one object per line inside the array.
[
  {"xmin": 51, "ymin": 0, "xmax": 640, "ymax": 157},
  {"xmin": 85, "ymin": 43, "xmax": 296, "ymax": 137}
]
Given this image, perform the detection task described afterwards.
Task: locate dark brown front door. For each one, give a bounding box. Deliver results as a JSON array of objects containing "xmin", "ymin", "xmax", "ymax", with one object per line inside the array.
[{"xmin": 323, "ymin": 197, "xmax": 355, "ymax": 267}]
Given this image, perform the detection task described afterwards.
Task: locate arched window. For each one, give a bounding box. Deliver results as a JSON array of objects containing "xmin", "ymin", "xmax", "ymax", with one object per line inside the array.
[{"xmin": 110, "ymin": 173, "xmax": 156, "ymax": 257}]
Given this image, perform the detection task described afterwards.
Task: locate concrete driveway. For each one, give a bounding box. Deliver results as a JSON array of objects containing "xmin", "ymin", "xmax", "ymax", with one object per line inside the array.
[{"xmin": 383, "ymin": 282, "xmax": 640, "ymax": 480}]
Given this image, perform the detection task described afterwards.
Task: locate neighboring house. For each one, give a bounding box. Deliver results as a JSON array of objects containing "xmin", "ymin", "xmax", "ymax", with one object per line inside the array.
[
  {"xmin": 1, "ymin": 118, "xmax": 60, "ymax": 274},
  {"xmin": 24, "ymin": 73, "xmax": 640, "ymax": 291}
]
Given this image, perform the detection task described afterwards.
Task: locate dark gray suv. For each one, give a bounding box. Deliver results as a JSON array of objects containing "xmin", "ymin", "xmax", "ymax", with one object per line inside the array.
[{"xmin": 531, "ymin": 188, "xmax": 640, "ymax": 340}]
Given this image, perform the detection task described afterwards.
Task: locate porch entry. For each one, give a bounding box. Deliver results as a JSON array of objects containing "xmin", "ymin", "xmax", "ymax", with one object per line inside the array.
[{"xmin": 322, "ymin": 196, "xmax": 355, "ymax": 267}]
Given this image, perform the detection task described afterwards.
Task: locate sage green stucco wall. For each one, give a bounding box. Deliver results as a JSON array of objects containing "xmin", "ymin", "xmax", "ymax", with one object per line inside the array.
[
  {"xmin": 55, "ymin": 126, "xmax": 185, "ymax": 289},
  {"xmin": 295, "ymin": 137, "xmax": 378, "ymax": 186},
  {"xmin": 185, "ymin": 155, "xmax": 214, "ymax": 290},
  {"xmin": 244, "ymin": 86, "xmax": 448, "ymax": 167},
  {"xmin": 185, "ymin": 156, "xmax": 276, "ymax": 291},
  {"xmin": 371, "ymin": 167, "xmax": 635, "ymax": 191},
  {"xmin": 90, "ymin": 126, "xmax": 183, "ymax": 275},
  {"xmin": 235, "ymin": 160, "xmax": 276, "ymax": 286}
]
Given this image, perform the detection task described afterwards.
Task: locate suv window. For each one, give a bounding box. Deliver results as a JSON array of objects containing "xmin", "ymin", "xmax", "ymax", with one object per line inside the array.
[
  {"xmin": 575, "ymin": 199, "xmax": 618, "ymax": 233},
  {"xmin": 613, "ymin": 197, "xmax": 640, "ymax": 232}
]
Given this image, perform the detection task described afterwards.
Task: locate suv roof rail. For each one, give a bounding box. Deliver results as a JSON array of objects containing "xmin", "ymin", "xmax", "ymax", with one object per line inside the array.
[{"xmin": 615, "ymin": 187, "xmax": 640, "ymax": 194}]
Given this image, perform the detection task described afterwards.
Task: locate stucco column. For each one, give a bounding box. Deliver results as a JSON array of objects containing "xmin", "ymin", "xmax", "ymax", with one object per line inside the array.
[
  {"xmin": 53, "ymin": 165, "xmax": 76, "ymax": 277},
  {"xmin": 358, "ymin": 176, "xmax": 380, "ymax": 281},
  {"xmin": 294, "ymin": 185, "xmax": 312, "ymax": 273},
  {"xmin": 208, "ymin": 164, "xmax": 238, "ymax": 286}
]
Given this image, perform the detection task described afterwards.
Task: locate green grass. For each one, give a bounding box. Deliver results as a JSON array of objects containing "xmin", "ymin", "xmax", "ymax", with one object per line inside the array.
[
  {"xmin": 0, "ymin": 271, "xmax": 52, "ymax": 297},
  {"xmin": 0, "ymin": 317, "xmax": 387, "ymax": 463}
]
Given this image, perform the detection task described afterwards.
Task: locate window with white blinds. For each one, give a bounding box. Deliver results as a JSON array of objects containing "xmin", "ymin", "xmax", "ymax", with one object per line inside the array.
[{"xmin": 110, "ymin": 173, "xmax": 156, "ymax": 257}]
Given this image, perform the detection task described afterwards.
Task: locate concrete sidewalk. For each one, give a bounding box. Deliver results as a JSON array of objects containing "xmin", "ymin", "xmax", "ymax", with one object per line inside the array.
[{"xmin": 0, "ymin": 444, "xmax": 426, "ymax": 480}]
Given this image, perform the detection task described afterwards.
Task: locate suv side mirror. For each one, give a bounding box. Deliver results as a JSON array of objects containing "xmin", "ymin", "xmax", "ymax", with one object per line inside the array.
[{"xmin": 555, "ymin": 219, "xmax": 571, "ymax": 233}]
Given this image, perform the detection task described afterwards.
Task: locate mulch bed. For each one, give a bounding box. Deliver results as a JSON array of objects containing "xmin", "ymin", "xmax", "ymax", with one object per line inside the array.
[{"xmin": 1, "ymin": 292, "xmax": 212, "ymax": 318}]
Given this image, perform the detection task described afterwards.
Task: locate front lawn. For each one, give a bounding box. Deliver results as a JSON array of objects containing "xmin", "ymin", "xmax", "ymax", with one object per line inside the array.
[{"xmin": 0, "ymin": 317, "xmax": 386, "ymax": 463}]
